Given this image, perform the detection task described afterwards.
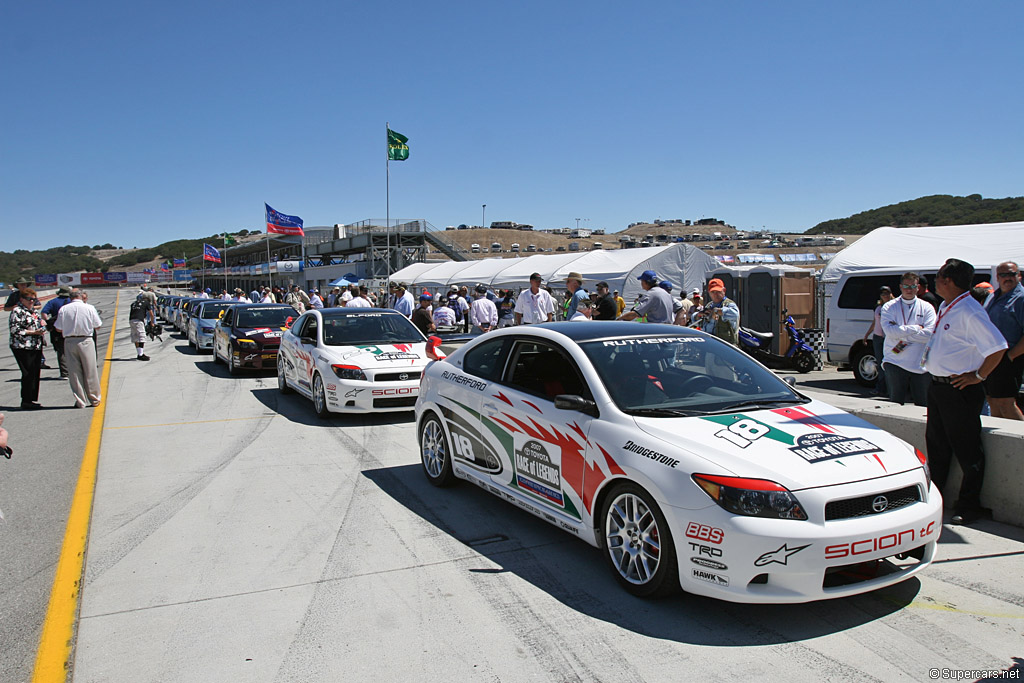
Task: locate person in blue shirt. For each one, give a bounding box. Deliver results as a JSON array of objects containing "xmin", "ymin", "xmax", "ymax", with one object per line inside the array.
[
  {"xmin": 41, "ymin": 286, "xmax": 72, "ymax": 378},
  {"xmin": 984, "ymin": 261, "xmax": 1024, "ymax": 420}
]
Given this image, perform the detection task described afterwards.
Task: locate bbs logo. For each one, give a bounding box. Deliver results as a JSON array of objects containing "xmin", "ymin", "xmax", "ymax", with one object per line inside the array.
[{"xmin": 686, "ymin": 522, "xmax": 724, "ymax": 545}]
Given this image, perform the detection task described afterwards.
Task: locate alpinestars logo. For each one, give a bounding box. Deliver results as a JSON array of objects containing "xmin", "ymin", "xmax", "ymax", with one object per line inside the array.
[{"xmin": 754, "ymin": 543, "xmax": 810, "ymax": 567}]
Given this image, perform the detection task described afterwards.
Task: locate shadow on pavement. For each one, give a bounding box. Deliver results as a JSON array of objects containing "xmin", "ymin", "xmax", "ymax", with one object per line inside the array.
[
  {"xmin": 250, "ymin": 387, "xmax": 415, "ymax": 428},
  {"xmin": 362, "ymin": 463, "xmax": 918, "ymax": 646}
]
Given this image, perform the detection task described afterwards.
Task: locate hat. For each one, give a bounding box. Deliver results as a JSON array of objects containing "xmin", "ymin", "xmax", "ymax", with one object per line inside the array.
[
  {"xmin": 659, "ymin": 280, "xmax": 674, "ymax": 292},
  {"xmin": 419, "ymin": 293, "xmax": 432, "ymax": 301},
  {"xmin": 450, "ymin": 284, "xmax": 459, "ymax": 291},
  {"xmin": 475, "ymin": 284, "xmax": 487, "ymax": 294},
  {"xmin": 976, "ymin": 281, "xmax": 994, "ymax": 291},
  {"xmin": 879, "ymin": 285, "xmax": 892, "ymax": 293},
  {"xmin": 691, "ymin": 288, "xmax": 701, "ymax": 296},
  {"xmin": 529, "ymin": 272, "xmax": 543, "ymax": 281},
  {"xmin": 596, "ymin": 281, "xmax": 609, "ymax": 289},
  {"xmin": 396, "ymin": 282, "xmax": 407, "ymax": 290},
  {"xmin": 57, "ymin": 286, "xmax": 72, "ymax": 296},
  {"xmin": 566, "ymin": 272, "xmax": 584, "ymax": 284},
  {"xmin": 637, "ymin": 270, "xmax": 658, "ymax": 283},
  {"xmin": 14, "ymin": 276, "xmax": 32, "ymax": 285},
  {"xmin": 708, "ymin": 278, "xmax": 726, "ymax": 293}
]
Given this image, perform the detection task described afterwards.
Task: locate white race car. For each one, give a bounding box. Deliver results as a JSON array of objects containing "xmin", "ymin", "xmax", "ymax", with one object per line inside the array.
[
  {"xmin": 414, "ymin": 322, "xmax": 943, "ymax": 603},
  {"xmin": 277, "ymin": 308, "xmax": 443, "ymax": 416}
]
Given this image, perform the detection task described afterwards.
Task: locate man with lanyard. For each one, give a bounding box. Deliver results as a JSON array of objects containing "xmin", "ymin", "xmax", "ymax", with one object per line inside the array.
[
  {"xmin": 983, "ymin": 261, "xmax": 1024, "ymax": 420},
  {"xmin": 922, "ymin": 258, "xmax": 1006, "ymax": 526},
  {"xmin": 618, "ymin": 270, "xmax": 673, "ymax": 324},
  {"xmin": 562, "ymin": 272, "xmax": 588, "ymax": 322},
  {"xmin": 514, "ymin": 273, "xmax": 555, "ymax": 325},
  {"xmin": 698, "ymin": 278, "xmax": 740, "ymax": 343},
  {"xmin": 41, "ymin": 286, "xmax": 72, "ymax": 378},
  {"xmin": 880, "ymin": 271, "xmax": 936, "ymax": 406},
  {"xmin": 593, "ymin": 282, "xmax": 618, "ymax": 321}
]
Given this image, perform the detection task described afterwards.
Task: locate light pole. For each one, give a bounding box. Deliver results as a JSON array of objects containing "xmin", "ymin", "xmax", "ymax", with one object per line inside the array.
[
  {"xmin": 482, "ymin": 204, "xmax": 486, "ymax": 229},
  {"xmin": 575, "ymin": 218, "xmax": 581, "ymax": 231}
]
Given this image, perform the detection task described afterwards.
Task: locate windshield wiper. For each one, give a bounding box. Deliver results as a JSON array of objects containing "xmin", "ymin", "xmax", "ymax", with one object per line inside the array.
[
  {"xmin": 627, "ymin": 407, "xmax": 708, "ymax": 417},
  {"xmin": 715, "ymin": 398, "xmax": 808, "ymax": 412}
]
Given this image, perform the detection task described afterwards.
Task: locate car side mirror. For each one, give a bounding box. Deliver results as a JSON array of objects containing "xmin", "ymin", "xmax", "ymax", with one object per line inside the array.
[
  {"xmin": 554, "ymin": 394, "xmax": 599, "ymax": 417},
  {"xmin": 783, "ymin": 376, "xmax": 796, "ymax": 387}
]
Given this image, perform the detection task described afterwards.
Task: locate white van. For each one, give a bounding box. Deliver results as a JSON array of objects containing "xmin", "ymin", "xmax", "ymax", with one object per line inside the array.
[
  {"xmin": 824, "ymin": 265, "xmax": 994, "ymax": 385},
  {"xmin": 471, "ymin": 243, "xmax": 481, "ymax": 253},
  {"xmin": 510, "ymin": 243, "xmax": 520, "ymax": 252}
]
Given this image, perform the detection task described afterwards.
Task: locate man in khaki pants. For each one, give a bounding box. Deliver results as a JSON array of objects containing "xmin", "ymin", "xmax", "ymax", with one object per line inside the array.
[{"xmin": 54, "ymin": 289, "xmax": 103, "ymax": 408}]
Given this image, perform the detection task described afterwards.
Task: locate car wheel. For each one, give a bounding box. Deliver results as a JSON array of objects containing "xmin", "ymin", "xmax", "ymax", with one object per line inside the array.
[
  {"xmin": 851, "ymin": 347, "xmax": 878, "ymax": 387},
  {"xmin": 312, "ymin": 373, "xmax": 329, "ymax": 418},
  {"xmin": 601, "ymin": 482, "xmax": 679, "ymax": 598},
  {"xmin": 419, "ymin": 413, "xmax": 455, "ymax": 487},
  {"xmin": 212, "ymin": 345, "xmax": 221, "ymax": 364},
  {"xmin": 793, "ymin": 350, "xmax": 816, "ymax": 374},
  {"xmin": 278, "ymin": 359, "xmax": 292, "ymax": 394},
  {"xmin": 227, "ymin": 352, "xmax": 238, "ymax": 375}
]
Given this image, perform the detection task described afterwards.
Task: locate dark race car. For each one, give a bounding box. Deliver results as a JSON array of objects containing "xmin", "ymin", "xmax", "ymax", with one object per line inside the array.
[{"xmin": 212, "ymin": 303, "xmax": 297, "ymax": 374}]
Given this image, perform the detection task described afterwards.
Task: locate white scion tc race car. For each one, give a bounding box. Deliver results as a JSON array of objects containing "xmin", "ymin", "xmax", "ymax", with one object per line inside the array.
[
  {"xmin": 278, "ymin": 308, "xmax": 442, "ymax": 416},
  {"xmin": 414, "ymin": 322, "xmax": 943, "ymax": 603}
]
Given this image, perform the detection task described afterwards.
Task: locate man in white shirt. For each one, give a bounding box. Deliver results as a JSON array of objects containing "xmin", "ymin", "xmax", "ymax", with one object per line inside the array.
[
  {"xmin": 568, "ymin": 299, "xmax": 593, "ymax": 321},
  {"xmin": 469, "ymin": 285, "xmax": 498, "ymax": 332},
  {"xmin": 309, "ymin": 289, "xmax": 324, "ymax": 309},
  {"xmin": 514, "ymin": 273, "xmax": 555, "ymax": 325},
  {"xmin": 881, "ymin": 271, "xmax": 937, "ymax": 406},
  {"xmin": 346, "ymin": 286, "xmax": 372, "ymax": 308},
  {"xmin": 923, "ymin": 258, "xmax": 1007, "ymax": 526},
  {"xmin": 54, "ymin": 289, "xmax": 104, "ymax": 408}
]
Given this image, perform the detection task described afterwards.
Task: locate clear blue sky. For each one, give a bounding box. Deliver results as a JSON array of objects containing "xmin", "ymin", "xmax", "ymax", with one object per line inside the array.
[{"xmin": 2, "ymin": 0, "xmax": 1021, "ymax": 252}]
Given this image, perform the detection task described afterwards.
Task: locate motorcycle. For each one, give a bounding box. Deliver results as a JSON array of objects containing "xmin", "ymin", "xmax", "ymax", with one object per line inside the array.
[{"xmin": 738, "ymin": 309, "xmax": 817, "ymax": 373}]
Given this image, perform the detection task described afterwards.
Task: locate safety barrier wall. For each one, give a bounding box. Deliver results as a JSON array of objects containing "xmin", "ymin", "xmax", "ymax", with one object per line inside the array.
[{"xmin": 803, "ymin": 390, "xmax": 1024, "ymax": 528}]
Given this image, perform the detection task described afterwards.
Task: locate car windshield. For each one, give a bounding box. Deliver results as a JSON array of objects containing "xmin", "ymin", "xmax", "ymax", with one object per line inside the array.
[
  {"xmin": 200, "ymin": 302, "xmax": 233, "ymax": 319},
  {"xmin": 236, "ymin": 307, "xmax": 295, "ymax": 328},
  {"xmin": 579, "ymin": 333, "xmax": 806, "ymax": 415},
  {"xmin": 321, "ymin": 312, "xmax": 424, "ymax": 346}
]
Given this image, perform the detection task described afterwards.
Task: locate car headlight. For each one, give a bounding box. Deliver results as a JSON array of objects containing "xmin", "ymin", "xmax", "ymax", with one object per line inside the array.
[
  {"xmin": 331, "ymin": 364, "xmax": 366, "ymax": 381},
  {"xmin": 692, "ymin": 474, "xmax": 808, "ymax": 520},
  {"xmin": 237, "ymin": 338, "xmax": 259, "ymax": 349},
  {"xmin": 913, "ymin": 446, "xmax": 931, "ymax": 489}
]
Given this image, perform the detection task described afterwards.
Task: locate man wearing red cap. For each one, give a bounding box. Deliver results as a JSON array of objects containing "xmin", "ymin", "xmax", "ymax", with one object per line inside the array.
[{"xmin": 699, "ymin": 278, "xmax": 740, "ymax": 344}]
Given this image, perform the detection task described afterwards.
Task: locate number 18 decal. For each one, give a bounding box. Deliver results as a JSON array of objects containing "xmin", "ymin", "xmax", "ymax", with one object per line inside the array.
[{"xmin": 715, "ymin": 419, "xmax": 770, "ymax": 449}]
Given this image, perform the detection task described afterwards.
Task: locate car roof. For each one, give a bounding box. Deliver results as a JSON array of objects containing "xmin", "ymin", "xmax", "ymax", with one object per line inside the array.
[
  {"xmin": 232, "ymin": 303, "xmax": 292, "ymax": 311},
  {"xmin": 316, "ymin": 308, "xmax": 403, "ymax": 318},
  {"xmin": 520, "ymin": 321, "xmax": 705, "ymax": 343}
]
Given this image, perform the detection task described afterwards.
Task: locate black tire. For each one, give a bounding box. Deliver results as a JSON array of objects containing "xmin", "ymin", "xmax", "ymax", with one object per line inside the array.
[
  {"xmin": 277, "ymin": 359, "xmax": 292, "ymax": 394},
  {"xmin": 419, "ymin": 413, "xmax": 456, "ymax": 487},
  {"xmin": 227, "ymin": 352, "xmax": 239, "ymax": 375},
  {"xmin": 793, "ymin": 350, "xmax": 816, "ymax": 374},
  {"xmin": 851, "ymin": 347, "xmax": 878, "ymax": 387},
  {"xmin": 312, "ymin": 373, "xmax": 329, "ymax": 418},
  {"xmin": 600, "ymin": 482, "xmax": 680, "ymax": 598},
  {"xmin": 212, "ymin": 345, "xmax": 222, "ymax": 364}
]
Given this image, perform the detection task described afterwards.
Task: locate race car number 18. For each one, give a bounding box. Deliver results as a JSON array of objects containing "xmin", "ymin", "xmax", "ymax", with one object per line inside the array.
[{"xmin": 715, "ymin": 419, "xmax": 769, "ymax": 449}]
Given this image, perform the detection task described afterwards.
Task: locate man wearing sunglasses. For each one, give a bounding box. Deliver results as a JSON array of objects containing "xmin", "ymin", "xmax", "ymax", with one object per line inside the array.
[
  {"xmin": 880, "ymin": 272, "xmax": 936, "ymax": 406},
  {"xmin": 984, "ymin": 262, "xmax": 1024, "ymax": 420}
]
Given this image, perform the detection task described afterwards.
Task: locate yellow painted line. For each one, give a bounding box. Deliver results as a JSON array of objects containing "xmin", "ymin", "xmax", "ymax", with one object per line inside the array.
[
  {"xmin": 105, "ymin": 414, "xmax": 277, "ymax": 430},
  {"xmin": 32, "ymin": 290, "xmax": 120, "ymax": 682}
]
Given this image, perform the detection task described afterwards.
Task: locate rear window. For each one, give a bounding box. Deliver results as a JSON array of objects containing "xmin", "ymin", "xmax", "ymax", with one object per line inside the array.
[{"xmin": 236, "ymin": 307, "xmax": 295, "ymax": 328}]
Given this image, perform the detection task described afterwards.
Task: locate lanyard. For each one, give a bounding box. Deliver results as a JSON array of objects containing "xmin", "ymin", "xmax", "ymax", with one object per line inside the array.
[
  {"xmin": 899, "ymin": 297, "xmax": 915, "ymax": 326},
  {"xmin": 934, "ymin": 291, "xmax": 970, "ymax": 332}
]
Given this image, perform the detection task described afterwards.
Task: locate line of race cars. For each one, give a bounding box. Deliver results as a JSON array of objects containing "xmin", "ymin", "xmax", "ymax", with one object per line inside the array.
[{"xmin": 156, "ymin": 293, "xmax": 943, "ymax": 604}]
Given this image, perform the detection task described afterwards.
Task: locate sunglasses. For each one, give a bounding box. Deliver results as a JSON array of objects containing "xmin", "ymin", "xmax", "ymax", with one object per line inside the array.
[
  {"xmin": 899, "ymin": 284, "xmax": 916, "ymax": 289},
  {"xmin": 997, "ymin": 271, "xmax": 1018, "ymax": 278}
]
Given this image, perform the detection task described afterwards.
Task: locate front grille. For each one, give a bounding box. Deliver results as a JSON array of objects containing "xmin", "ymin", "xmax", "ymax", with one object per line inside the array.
[
  {"xmin": 373, "ymin": 396, "xmax": 418, "ymax": 409},
  {"xmin": 825, "ymin": 485, "xmax": 921, "ymax": 521},
  {"xmin": 374, "ymin": 371, "xmax": 422, "ymax": 382}
]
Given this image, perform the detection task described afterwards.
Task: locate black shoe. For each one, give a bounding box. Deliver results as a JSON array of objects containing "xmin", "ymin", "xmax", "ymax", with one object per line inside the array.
[
  {"xmin": 20, "ymin": 402, "xmax": 42, "ymax": 410},
  {"xmin": 950, "ymin": 508, "xmax": 991, "ymax": 526},
  {"xmin": 40, "ymin": 364, "xmax": 52, "ymax": 369},
  {"xmin": 138, "ymin": 354, "xmax": 151, "ymax": 361}
]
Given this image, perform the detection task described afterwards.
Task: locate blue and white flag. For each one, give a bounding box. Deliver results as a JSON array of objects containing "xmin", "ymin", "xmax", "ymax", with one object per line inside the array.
[{"xmin": 203, "ymin": 244, "xmax": 221, "ymax": 263}]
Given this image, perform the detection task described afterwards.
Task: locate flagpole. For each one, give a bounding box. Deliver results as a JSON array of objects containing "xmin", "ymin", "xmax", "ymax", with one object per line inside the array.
[
  {"xmin": 386, "ymin": 121, "xmax": 390, "ymax": 283},
  {"xmin": 224, "ymin": 234, "xmax": 229, "ymax": 294},
  {"xmin": 266, "ymin": 231, "xmax": 273, "ymax": 292}
]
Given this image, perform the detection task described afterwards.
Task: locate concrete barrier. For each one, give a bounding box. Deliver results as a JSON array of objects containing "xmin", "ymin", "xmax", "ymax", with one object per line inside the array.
[{"xmin": 804, "ymin": 389, "xmax": 1024, "ymax": 528}]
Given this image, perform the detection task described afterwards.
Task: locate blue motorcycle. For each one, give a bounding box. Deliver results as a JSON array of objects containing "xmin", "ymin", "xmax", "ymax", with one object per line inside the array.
[{"xmin": 738, "ymin": 309, "xmax": 816, "ymax": 373}]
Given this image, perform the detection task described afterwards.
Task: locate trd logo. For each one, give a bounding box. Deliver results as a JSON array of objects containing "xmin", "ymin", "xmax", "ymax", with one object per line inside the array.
[
  {"xmin": 685, "ymin": 522, "xmax": 724, "ymax": 545},
  {"xmin": 451, "ymin": 433, "xmax": 475, "ymax": 460},
  {"xmin": 371, "ymin": 387, "xmax": 417, "ymax": 396},
  {"xmin": 824, "ymin": 521, "xmax": 936, "ymax": 560},
  {"xmin": 688, "ymin": 542, "xmax": 723, "ymax": 558}
]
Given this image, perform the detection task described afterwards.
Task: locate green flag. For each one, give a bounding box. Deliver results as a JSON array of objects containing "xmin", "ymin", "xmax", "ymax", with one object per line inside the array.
[
  {"xmin": 222, "ymin": 232, "xmax": 237, "ymax": 246},
  {"xmin": 387, "ymin": 128, "xmax": 409, "ymax": 161}
]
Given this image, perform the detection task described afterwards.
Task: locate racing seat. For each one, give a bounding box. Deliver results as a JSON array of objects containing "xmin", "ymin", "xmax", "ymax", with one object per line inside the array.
[{"xmin": 609, "ymin": 352, "xmax": 662, "ymax": 406}]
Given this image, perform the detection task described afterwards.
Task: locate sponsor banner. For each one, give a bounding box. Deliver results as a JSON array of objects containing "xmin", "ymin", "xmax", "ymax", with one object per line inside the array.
[
  {"xmin": 58, "ymin": 273, "xmax": 81, "ymax": 286},
  {"xmin": 126, "ymin": 272, "xmax": 150, "ymax": 283},
  {"xmin": 270, "ymin": 260, "xmax": 302, "ymax": 274},
  {"xmin": 103, "ymin": 271, "xmax": 127, "ymax": 283},
  {"xmin": 789, "ymin": 433, "xmax": 881, "ymax": 463},
  {"xmin": 151, "ymin": 272, "xmax": 171, "ymax": 282},
  {"xmin": 173, "ymin": 270, "xmax": 194, "ymax": 281},
  {"xmin": 35, "ymin": 274, "xmax": 58, "ymax": 285},
  {"xmin": 81, "ymin": 273, "xmax": 105, "ymax": 285}
]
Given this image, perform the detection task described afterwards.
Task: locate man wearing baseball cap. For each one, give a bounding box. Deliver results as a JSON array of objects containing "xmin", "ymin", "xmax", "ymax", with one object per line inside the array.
[
  {"xmin": 619, "ymin": 270, "xmax": 673, "ymax": 323},
  {"xmin": 699, "ymin": 278, "xmax": 740, "ymax": 344},
  {"xmin": 515, "ymin": 273, "xmax": 555, "ymax": 325}
]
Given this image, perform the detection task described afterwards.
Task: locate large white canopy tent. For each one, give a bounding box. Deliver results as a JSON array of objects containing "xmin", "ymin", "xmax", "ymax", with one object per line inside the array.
[
  {"xmin": 390, "ymin": 243, "xmax": 719, "ymax": 301},
  {"xmin": 820, "ymin": 221, "xmax": 1024, "ymax": 281}
]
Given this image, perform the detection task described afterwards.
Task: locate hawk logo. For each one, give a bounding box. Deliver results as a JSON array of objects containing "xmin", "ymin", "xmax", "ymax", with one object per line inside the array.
[{"xmin": 754, "ymin": 543, "xmax": 810, "ymax": 567}]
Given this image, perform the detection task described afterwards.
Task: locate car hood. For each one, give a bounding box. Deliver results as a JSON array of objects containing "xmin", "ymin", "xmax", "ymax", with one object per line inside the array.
[
  {"xmin": 323, "ymin": 342, "xmax": 428, "ymax": 368},
  {"xmin": 633, "ymin": 398, "xmax": 921, "ymax": 490}
]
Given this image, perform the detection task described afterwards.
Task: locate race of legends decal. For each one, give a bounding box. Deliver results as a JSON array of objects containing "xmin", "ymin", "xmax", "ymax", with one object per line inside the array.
[{"xmin": 514, "ymin": 437, "xmax": 564, "ymax": 507}]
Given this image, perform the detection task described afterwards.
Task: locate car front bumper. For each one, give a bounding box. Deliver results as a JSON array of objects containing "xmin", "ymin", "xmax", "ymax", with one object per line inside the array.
[
  {"xmin": 663, "ymin": 471, "xmax": 943, "ymax": 603},
  {"xmin": 322, "ymin": 378, "xmax": 420, "ymax": 413}
]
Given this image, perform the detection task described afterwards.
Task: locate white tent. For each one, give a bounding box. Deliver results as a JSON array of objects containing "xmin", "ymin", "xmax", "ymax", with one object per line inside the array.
[
  {"xmin": 389, "ymin": 243, "xmax": 719, "ymax": 301},
  {"xmin": 820, "ymin": 221, "xmax": 1024, "ymax": 281}
]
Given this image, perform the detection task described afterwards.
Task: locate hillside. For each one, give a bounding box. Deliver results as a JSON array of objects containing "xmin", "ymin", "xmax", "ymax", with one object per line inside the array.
[{"xmin": 806, "ymin": 194, "xmax": 1024, "ymax": 235}]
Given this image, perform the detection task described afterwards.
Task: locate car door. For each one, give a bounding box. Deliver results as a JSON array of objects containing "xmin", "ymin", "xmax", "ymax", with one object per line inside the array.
[
  {"xmin": 215, "ymin": 307, "xmax": 234, "ymax": 360},
  {"xmin": 481, "ymin": 337, "xmax": 597, "ymax": 529},
  {"xmin": 290, "ymin": 313, "xmax": 319, "ymax": 395}
]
